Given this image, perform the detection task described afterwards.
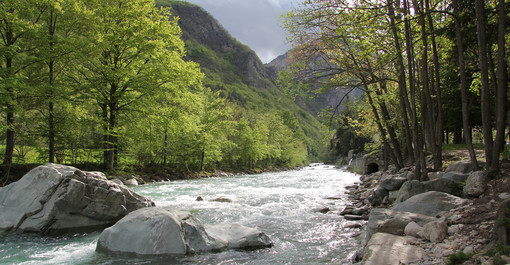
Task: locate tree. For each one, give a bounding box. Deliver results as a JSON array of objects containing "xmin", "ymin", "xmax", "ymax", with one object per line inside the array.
[
  {"xmin": 75, "ymin": 0, "xmax": 202, "ymax": 169},
  {"xmin": 0, "ymin": 0, "xmax": 43, "ymax": 176}
]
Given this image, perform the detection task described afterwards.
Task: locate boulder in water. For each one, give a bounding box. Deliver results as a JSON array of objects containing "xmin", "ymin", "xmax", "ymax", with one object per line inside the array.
[
  {"xmin": 96, "ymin": 207, "xmax": 273, "ymax": 255},
  {"xmin": 0, "ymin": 164, "xmax": 155, "ymax": 234}
]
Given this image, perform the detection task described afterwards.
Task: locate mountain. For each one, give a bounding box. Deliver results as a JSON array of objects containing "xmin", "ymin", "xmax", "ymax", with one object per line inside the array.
[
  {"xmin": 156, "ymin": 0, "xmax": 326, "ymax": 158},
  {"xmin": 267, "ymin": 51, "xmax": 362, "ymax": 117}
]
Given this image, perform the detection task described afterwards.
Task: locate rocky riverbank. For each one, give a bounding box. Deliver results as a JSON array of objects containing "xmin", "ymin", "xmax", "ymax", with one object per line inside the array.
[{"xmin": 341, "ymin": 156, "xmax": 510, "ymax": 264}]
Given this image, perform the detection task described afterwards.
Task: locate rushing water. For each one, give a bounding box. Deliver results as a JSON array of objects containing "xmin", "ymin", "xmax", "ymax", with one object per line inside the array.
[{"xmin": 0, "ymin": 164, "xmax": 362, "ymax": 264}]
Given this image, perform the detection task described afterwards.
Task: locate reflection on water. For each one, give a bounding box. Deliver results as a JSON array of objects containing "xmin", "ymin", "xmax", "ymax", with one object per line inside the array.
[{"xmin": 0, "ymin": 164, "xmax": 361, "ymax": 264}]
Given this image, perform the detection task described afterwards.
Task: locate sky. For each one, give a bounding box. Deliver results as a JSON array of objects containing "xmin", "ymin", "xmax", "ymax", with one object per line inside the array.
[{"xmin": 184, "ymin": 0, "xmax": 301, "ymax": 64}]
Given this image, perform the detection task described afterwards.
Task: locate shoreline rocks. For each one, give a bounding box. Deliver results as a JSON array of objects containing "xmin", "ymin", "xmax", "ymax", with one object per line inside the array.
[
  {"xmin": 344, "ymin": 159, "xmax": 504, "ymax": 264},
  {"xmin": 0, "ymin": 163, "xmax": 155, "ymax": 234}
]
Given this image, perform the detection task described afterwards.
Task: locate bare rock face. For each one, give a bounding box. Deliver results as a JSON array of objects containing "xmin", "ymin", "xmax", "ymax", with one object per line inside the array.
[
  {"xmin": 0, "ymin": 164, "xmax": 155, "ymax": 234},
  {"xmin": 362, "ymin": 233, "xmax": 425, "ymax": 265}
]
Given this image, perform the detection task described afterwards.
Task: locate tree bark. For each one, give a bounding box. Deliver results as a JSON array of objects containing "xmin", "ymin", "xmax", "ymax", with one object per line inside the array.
[
  {"xmin": 388, "ymin": 0, "xmax": 415, "ymax": 165},
  {"xmin": 426, "ymin": 0, "xmax": 443, "ymax": 170},
  {"xmin": 453, "ymin": 0, "xmax": 478, "ymax": 169},
  {"xmin": 475, "ymin": 0, "xmax": 494, "ymax": 168},
  {"xmin": 404, "ymin": 0, "xmax": 426, "ymax": 179},
  {"xmin": 491, "ymin": 0, "xmax": 508, "ymax": 171}
]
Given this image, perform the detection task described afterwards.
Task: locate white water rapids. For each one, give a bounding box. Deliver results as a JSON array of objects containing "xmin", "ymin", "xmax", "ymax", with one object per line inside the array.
[{"xmin": 0, "ymin": 164, "xmax": 362, "ymax": 264}]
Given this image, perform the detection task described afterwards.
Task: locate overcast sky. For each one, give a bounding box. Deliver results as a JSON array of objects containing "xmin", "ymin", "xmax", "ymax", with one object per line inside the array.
[{"xmin": 185, "ymin": 0, "xmax": 300, "ymax": 64}]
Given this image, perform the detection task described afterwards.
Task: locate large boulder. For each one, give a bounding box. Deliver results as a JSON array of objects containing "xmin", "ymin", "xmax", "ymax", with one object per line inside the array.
[
  {"xmin": 419, "ymin": 221, "xmax": 448, "ymax": 243},
  {"xmin": 368, "ymin": 187, "xmax": 388, "ymax": 206},
  {"xmin": 96, "ymin": 207, "xmax": 273, "ymax": 255},
  {"xmin": 0, "ymin": 164, "xmax": 154, "ymax": 234},
  {"xmin": 463, "ymin": 171, "xmax": 488, "ymax": 197},
  {"xmin": 205, "ymin": 224, "xmax": 273, "ymax": 250},
  {"xmin": 366, "ymin": 208, "xmax": 436, "ymax": 241},
  {"xmin": 362, "ymin": 233, "xmax": 425, "ymax": 265},
  {"xmin": 395, "ymin": 178, "xmax": 464, "ymax": 204},
  {"xmin": 379, "ymin": 174, "xmax": 407, "ymax": 191},
  {"xmin": 445, "ymin": 160, "xmax": 483, "ymax": 174},
  {"xmin": 393, "ymin": 191, "xmax": 468, "ymax": 217},
  {"xmin": 423, "ymin": 178, "xmax": 464, "ymax": 197},
  {"xmin": 395, "ymin": 180, "xmax": 426, "ymax": 204}
]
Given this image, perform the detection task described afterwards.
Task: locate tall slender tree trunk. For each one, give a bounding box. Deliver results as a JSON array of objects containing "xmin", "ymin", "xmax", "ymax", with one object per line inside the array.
[
  {"xmin": 492, "ymin": 0, "xmax": 508, "ymax": 171},
  {"xmin": 48, "ymin": 59, "xmax": 56, "ymax": 163},
  {"xmin": 376, "ymin": 80, "xmax": 404, "ymax": 169},
  {"xmin": 3, "ymin": 29, "xmax": 15, "ymax": 169},
  {"xmin": 426, "ymin": 0, "xmax": 443, "ymax": 170},
  {"xmin": 453, "ymin": 0, "xmax": 478, "ymax": 169},
  {"xmin": 364, "ymin": 85, "xmax": 400, "ymax": 169},
  {"xmin": 475, "ymin": 0, "xmax": 494, "ymax": 168},
  {"xmin": 388, "ymin": 0, "xmax": 415, "ymax": 165}
]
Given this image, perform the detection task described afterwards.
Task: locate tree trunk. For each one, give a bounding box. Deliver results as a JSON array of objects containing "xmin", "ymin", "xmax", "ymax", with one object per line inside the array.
[
  {"xmin": 414, "ymin": 0, "xmax": 436, "ymax": 178},
  {"xmin": 376, "ymin": 80, "xmax": 404, "ymax": 169},
  {"xmin": 48, "ymin": 59, "xmax": 55, "ymax": 163},
  {"xmin": 453, "ymin": 0, "xmax": 478, "ymax": 169},
  {"xmin": 3, "ymin": 26, "xmax": 15, "ymax": 169},
  {"xmin": 365, "ymin": 86, "xmax": 400, "ymax": 168},
  {"xmin": 404, "ymin": 0, "xmax": 426, "ymax": 179},
  {"xmin": 475, "ymin": 0, "xmax": 494, "ymax": 168},
  {"xmin": 491, "ymin": 0, "xmax": 508, "ymax": 171},
  {"xmin": 426, "ymin": 0, "xmax": 443, "ymax": 170},
  {"xmin": 388, "ymin": 0, "xmax": 415, "ymax": 165},
  {"xmin": 106, "ymin": 105, "xmax": 117, "ymax": 170}
]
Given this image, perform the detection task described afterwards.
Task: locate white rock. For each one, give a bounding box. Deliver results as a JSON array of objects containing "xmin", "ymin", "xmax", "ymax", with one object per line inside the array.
[
  {"xmin": 499, "ymin": 193, "xmax": 510, "ymax": 200},
  {"xmin": 404, "ymin": 221, "xmax": 422, "ymax": 238},
  {"xmin": 96, "ymin": 207, "xmax": 273, "ymax": 256},
  {"xmin": 362, "ymin": 233, "xmax": 425, "ymax": 265},
  {"xmin": 124, "ymin": 178, "xmax": 138, "ymax": 186},
  {"xmin": 0, "ymin": 164, "xmax": 154, "ymax": 234}
]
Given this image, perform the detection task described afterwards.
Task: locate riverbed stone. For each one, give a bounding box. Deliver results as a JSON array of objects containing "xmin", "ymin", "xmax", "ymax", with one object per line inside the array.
[
  {"xmin": 204, "ymin": 223, "xmax": 273, "ymax": 250},
  {"xmin": 96, "ymin": 207, "xmax": 272, "ymax": 255},
  {"xmin": 362, "ymin": 232, "xmax": 425, "ymax": 265},
  {"xmin": 0, "ymin": 164, "xmax": 154, "ymax": 234},
  {"xmin": 395, "ymin": 180, "xmax": 426, "ymax": 204},
  {"xmin": 420, "ymin": 221, "xmax": 448, "ymax": 242},
  {"xmin": 464, "ymin": 171, "xmax": 488, "ymax": 197},
  {"xmin": 393, "ymin": 191, "xmax": 468, "ymax": 217},
  {"xmin": 445, "ymin": 160, "xmax": 479, "ymax": 173},
  {"xmin": 366, "ymin": 208, "xmax": 436, "ymax": 240},
  {"xmin": 442, "ymin": 172, "xmax": 469, "ymax": 182},
  {"xmin": 96, "ymin": 207, "xmax": 226, "ymax": 255},
  {"xmin": 368, "ymin": 187, "xmax": 388, "ymax": 206},
  {"xmin": 404, "ymin": 221, "xmax": 422, "ymax": 237},
  {"xmin": 124, "ymin": 178, "xmax": 138, "ymax": 186},
  {"xmin": 379, "ymin": 174, "xmax": 407, "ymax": 191}
]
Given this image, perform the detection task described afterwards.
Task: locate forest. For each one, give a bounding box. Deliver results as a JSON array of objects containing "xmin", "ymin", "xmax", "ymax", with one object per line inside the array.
[
  {"xmin": 0, "ymin": 0, "xmax": 313, "ymax": 182},
  {"xmin": 281, "ymin": 0, "xmax": 509, "ymax": 178}
]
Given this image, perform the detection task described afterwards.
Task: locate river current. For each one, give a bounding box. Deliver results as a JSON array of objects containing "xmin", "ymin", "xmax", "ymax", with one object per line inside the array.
[{"xmin": 0, "ymin": 164, "xmax": 361, "ymax": 264}]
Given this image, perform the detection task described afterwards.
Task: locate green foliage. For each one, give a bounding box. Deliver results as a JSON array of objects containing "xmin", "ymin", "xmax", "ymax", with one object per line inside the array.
[
  {"xmin": 0, "ymin": 0, "xmax": 325, "ymax": 180},
  {"xmin": 446, "ymin": 251, "xmax": 475, "ymax": 265},
  {"xmin": 485, "ymin": 244, "xmax": 510, "ymax": 257}
]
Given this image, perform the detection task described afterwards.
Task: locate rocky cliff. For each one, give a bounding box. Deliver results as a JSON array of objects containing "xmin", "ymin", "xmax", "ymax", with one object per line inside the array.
[{"xmin": 168, "ymin": 1, "xmax": 275, "ymax": 89}]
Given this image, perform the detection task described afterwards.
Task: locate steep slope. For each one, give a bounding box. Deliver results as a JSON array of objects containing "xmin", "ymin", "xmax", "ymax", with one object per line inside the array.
[
  {"xmin": 155, "ymin": 0, "xmax": 325, "ymax": 159},
  {"xmin": 267, "ymin": 51, "xmax": 363, "ymax": 117}
]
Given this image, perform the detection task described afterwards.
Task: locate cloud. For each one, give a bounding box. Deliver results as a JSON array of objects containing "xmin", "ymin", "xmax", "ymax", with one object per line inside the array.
[{"xmin": 184, "ymin": 0, "xmax": 299, "ymax": 63}]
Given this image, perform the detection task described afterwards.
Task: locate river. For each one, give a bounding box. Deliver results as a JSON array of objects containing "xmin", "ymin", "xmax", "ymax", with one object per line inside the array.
[{"xmin": 0, "ymin": 164, "xmax": 362, "ymax": 264}]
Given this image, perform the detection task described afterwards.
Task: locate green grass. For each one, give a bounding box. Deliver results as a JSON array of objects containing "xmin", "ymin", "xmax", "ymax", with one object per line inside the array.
[{"xmin": 446, "ymin": 251, "xmax": 474, "ymax": 265}]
